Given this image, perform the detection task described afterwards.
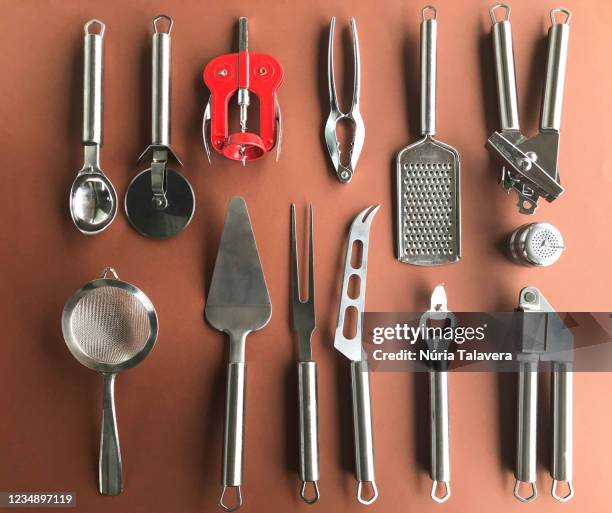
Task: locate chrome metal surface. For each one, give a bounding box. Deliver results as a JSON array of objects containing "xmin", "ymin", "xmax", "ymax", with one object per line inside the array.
[
  {"xmin": 396, "ymin": 7, "xmax": 461, "ymax": 266},
  {"xmin": 83, "ymin": 20, "xmax": 104, "ymax": 145},
  {"xmin": 552, "ymin": 362, "xmax": 574, "ymax": 501},
  {"xmin": 515, "ymin": 286, "xmax": 574, "ymax": 502},
  {"xmin": 420, "ymin": 6, "xmax": 437, "ymax": 135},
  {"xmin": 324, "ymin": 17, "xmax": 364, "ymax": 184},
  {"xmin": 291, "ymin": 204, "xmax": 315, "ymax": 362},
  {"xmin": 334, "ymin": 206, "xmax": 379, "ymax": 504},
  {"xmin": 126, "ymin": 15, "xmax": 194, "ymax": 239},
  {"xmin": 100, "ymin": 373, "xmax": 121, "ymax": 495},
  {"xmin": 298, "ymin": 362, "xmax": 320, "ymax": 503},
  {"xmin": 430, "ymin": 371, "xmax": 450, "ymax": 503},
  {"xmin": 420, "ymin": 284, "xmax": 452, "ymax": 503},
  {"xmin": 237, "ymin": 18, "xmax": 250, "ymax": 135},
  {"xmin": 61, "ymin": 268, "xmax": 158, "ymax": 496},
  {"xmin": 291, "ymin": 204, "xmax": 320, "ymax": 503},
  {"xmin": 351, "ymin": 360, "xmax": 377, "ymax": 505},
  {"xmin": 202, "ymin": 99, "xmax": 212, "ymax": 162},
  {"xmin": 151, "ymin": 15, "xmax": 173, "ymax": 147},
  {"xmin": 487, "ymin": 7, "xmax": 571, "ymax": 214},
  {"xmin": 205, "ymin": 197, "xmax": 271, "ymax": 511},
  {"xmin": 334, "ymin": 206, "xmax": 379, "ymax": 362},
  {"xmin": 509, "ymin": 222, "xmax": 564, "ymax": 267},
  {"xmin": 71, "ymin": 20, "xmax": 117, "ymax": 235},
  {"xmin": 542, "ymin": 14, "xmax": 570, "ymax": 131},
  {"xmin": 515, "ymin": 362, "xmax": 538, "ymax": 502},
  {"xmin": 490, "ymin": 5, "xmax": 521, "ymax": 132}
]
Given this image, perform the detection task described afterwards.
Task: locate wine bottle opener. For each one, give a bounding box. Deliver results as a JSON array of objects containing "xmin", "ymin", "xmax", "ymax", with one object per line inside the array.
[{"xmin": 202, "ymin": 17, "xmax": 284, "ymax": 165}]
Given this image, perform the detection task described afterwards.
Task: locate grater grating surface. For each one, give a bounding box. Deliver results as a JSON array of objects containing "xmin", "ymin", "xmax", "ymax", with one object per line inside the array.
[{"xmin": 397, "ymin": 139, "xmax": 460, "ymax": 265}]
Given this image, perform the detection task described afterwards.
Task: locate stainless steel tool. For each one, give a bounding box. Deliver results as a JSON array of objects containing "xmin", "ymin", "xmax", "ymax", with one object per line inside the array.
[
  {"xmin": 125, "ymin": 15, "xmax": 195, "ymax": 239},
  {"xmin": 61, "ymin": 267, "xmax": 158, "ymax": 495},
  {"xmin": 487, "ymin": 5, "xmax": 571, "ymax": 214},
  {"xmin": 70, "ymin": 20, "xmax": 117, "ymax": 235},
  {"xmin": 205, "ymin": 197, "xmax": 271, "ymax": 512},
  {"xmin": 324, "ymin": 17, "xmax": 364, "ymax": 184},
  {"xmin": 419, "ymin": 284, "xmax": 454, "ymax": 503},
  {"xmin": 290, "ymin": 204, "xmax": 320, "ymax": 504},
  {"xmin": 334, "ymin": 205, "xmax": 380, "ymax": 505},
  {"xmin": 514, "ymin": 287, "xmax": 574, "ymax": 502},
  {"xmin": 509, "ymin": 222, "xmax": 564, "ymax": 266},
  {"xmin": 396, "ymin": 7, "xmax": 461, "ymax": 266}
]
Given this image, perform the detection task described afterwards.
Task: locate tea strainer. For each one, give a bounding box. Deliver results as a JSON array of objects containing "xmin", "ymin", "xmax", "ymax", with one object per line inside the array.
[{"xmin": 61, "ymin": 267, "xmax": 158, "ymax": 495}]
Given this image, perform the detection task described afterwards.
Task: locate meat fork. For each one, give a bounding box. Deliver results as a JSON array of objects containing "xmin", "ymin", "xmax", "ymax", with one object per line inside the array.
[
  {"xmin": 290, "ymin": 204, "xmax": 320, "ymax": 504},
  {"xmin": 324, "ymin": 17, "xmax": 365, "ymax": 184}
]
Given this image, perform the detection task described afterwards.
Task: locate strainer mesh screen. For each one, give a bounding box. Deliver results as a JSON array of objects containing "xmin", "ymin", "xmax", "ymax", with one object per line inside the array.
[{"xmin": 70, "ymin": 287, "xmax": 151, "ymax": 364}]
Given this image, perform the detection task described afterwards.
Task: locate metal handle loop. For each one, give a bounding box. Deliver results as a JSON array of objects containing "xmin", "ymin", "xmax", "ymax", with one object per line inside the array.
[
  {"xmin": 100, "ymin": 267, "xmax": 119, "ymax": 279},
  {"xmin": 84, "ymin": 19, "xmax": 105, "ymax": 37},
  {"xmin": 421, "ymin": 5, "xmax": 437, "ymax": 21},
  {"xmin": 152, "ymin": 14, "xmax": 173, "ymax": 34},
  {"xmin": 489, "ymin": 3, "xmax": 511, "ymax": 24},
  {"xmin": 550, "ymin": 8, "xmax": 572, "ymax": 25}
]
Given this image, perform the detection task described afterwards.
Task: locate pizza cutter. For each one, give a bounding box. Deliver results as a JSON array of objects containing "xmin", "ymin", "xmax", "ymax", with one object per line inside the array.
[{"xmin": 125, "ymin": 15, "xmax": 195, "ymax": 239}]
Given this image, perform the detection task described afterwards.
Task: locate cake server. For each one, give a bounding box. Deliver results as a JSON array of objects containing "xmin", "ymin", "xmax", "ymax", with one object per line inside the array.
[{"xmin": 205, "ymin": 197, "xmax": 271, "ymax": 511}]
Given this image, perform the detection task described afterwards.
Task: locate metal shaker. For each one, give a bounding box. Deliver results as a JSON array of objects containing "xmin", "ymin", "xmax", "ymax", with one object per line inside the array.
[{"xmin": 508, "ymin": 223, "xmax": 564, "ymax": 267}]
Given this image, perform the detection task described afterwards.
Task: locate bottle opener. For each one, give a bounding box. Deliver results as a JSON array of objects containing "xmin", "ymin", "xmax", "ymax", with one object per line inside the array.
[{"xmin": 202, "ymin": 17, "xmax": 284, "ymax": 165}]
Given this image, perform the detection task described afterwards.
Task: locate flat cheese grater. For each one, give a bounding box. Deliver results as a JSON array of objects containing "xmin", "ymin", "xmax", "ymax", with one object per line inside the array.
[{"xmin": 396, "ymin": 6, "xmax": 461, "ymax": 266}]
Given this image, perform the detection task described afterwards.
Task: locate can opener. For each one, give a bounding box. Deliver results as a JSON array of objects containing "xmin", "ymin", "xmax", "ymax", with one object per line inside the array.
[{"xmin": 487, "ymin": 5, "xmax": 571, "ymax": 214}]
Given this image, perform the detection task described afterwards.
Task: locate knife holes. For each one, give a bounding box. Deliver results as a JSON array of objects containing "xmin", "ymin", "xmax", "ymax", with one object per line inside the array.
[
  {"xmin": 343, "ymin": 306, "xmax": 358, "ymax": 340},
  {"xmin": 347, "ymin": 274, "xmax": 360, "ymax": 299},
  {"xmin": 350, "ymin": 240, "xmax": 363, "ymax": 269}
]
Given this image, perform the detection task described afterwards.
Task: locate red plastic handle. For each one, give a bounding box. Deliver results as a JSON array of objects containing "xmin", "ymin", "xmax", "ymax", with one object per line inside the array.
[{"xmin": 204, "ymin": 52, "xmax": 283, "ymax": 160}]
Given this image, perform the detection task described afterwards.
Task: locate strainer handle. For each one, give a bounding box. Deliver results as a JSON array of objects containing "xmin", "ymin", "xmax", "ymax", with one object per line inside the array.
[{"xmin": 99, "ymin": 373, "xmax": 123, "ymax": 495}]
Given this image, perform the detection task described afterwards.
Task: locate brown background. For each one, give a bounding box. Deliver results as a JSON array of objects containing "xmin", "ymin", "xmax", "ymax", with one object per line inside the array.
[{"xmin": 1, "ymin": 0, "xmax": 611, "ymax": 512}]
